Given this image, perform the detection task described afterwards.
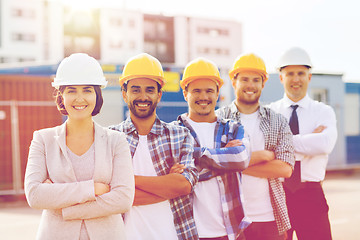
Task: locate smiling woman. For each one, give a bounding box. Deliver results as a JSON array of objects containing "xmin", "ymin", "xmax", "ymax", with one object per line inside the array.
[
  {"xmin": 55, "ymin": 85, "xmax": 103, "ymax": 117},
  {"xmin": 24, "ymin": 53, "xmax": 135, "ymax": 240},
  {"xmin": 60, "ymin": 86, "xmax": 97, "ymax": 119}
]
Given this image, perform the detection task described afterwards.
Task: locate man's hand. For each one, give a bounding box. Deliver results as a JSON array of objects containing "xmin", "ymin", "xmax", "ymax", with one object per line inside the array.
[
  {"xmin": 43, "ymin": 179, "xmax": 53, "ymax": 184},
  {"xmin": 225, "ymin": 139, "xmax": 243, "ymax": 148},
  {"xmin": 170, "ymin": 163, "xmax": 185, "ymax": 174},
  {"xmin": 313, "ymin": 125, "xmax": 327, "ymax": 133},
  {"xmin": 94, "ymin": 183, "xmax": 110, "ymax": 196}
]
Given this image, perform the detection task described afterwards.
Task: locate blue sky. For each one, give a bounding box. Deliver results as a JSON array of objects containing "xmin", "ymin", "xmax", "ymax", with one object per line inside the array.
[{"xmin": 63, "ymin": 0, "xmax": 360, "ymax": 82}]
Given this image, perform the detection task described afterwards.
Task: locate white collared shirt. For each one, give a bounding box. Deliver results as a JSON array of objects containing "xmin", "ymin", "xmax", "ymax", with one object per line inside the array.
[{"xmin": 268, "ymin": 94, "xmax": 337, "ymax": 181}]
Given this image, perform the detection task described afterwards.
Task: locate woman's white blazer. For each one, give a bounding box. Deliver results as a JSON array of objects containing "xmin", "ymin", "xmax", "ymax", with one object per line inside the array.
[{"xmin": 24, "ymin": 121, "xmax": 135, "ymax": 240}]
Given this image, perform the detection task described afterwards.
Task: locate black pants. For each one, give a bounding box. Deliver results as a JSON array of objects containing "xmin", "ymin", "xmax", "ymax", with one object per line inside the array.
[
  {"xmin": 243, "ymin": 221, "xmax": 284, "ymax": 240},
  {"xmin": 285, "ymin": 182, "xmax": 332, "ymax": 240}
]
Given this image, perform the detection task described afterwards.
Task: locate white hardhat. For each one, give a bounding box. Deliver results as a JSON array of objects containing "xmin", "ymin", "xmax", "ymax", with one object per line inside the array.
[
  {"xmin": 277, "ymin": 47, "xmax": 312, "ymax": 71},
  {"xmin": 52, "ymin": 53, "xmax": 107, "ymax": 89}
]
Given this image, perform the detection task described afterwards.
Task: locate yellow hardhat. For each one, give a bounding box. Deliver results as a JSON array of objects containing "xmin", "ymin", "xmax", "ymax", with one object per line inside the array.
[
  {"xmin": 119, "ymin": 53, "xmax": 165, "ymax": 87},
  {"xmin": 229, "ymin": 53, "xmax": 268, "ymax": 82},
  {"xmin": 180, "ymin": 57, "xmax": 224, "ymax": 90}
]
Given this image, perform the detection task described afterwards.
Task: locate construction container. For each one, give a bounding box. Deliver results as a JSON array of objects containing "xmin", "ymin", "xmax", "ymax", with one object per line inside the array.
[{"xmin": 0, "ymin": 75, "xmax": 62, "ymax": 195}]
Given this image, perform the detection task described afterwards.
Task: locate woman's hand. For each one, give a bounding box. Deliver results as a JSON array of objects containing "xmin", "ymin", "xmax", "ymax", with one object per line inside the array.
[
  {"xmin": 43, "ymin": 179, "xmax": 53, "ymax": 184},
  {"xmin": 94, "ymin": 183, "xmax": 110, "ymax": 196}
]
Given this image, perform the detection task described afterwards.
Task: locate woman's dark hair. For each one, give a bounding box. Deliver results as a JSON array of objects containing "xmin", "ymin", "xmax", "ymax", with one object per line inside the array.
[{"xmin": 54, "ymin": 85, "xmax": 103, "ymax": 116}]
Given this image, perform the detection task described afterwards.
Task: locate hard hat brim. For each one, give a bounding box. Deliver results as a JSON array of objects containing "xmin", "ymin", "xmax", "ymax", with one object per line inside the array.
[
  {"xmin": 229, "ymin": 68, "xmax": 268, "ymax": 82},
  {"xmin": 119, "ymin": 75, "xmax": 165, "ymax": 87},
  {"xmin": 52, "ymin": 77, "xmax": 108, "ymax": 89},
  {"xmin": 180, "ymin": 75, "xmax": 224, "ymax": 89},
  {"xmin": 277, "ymin": 64, "xmax": 312, "ymax": 72}
]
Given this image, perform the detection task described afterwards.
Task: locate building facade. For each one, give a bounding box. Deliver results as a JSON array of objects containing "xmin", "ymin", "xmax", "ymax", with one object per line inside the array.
[
  {"xmin": 0, "ymin": 0, "xmax": 243, "ymax": 70},
  {"xmin": 0, "ymin": 0, "xmax": 44, "ymax": 63}
]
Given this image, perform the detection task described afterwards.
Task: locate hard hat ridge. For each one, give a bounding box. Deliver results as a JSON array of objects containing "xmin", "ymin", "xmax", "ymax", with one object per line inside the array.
[
  {"xmin": 52, "ymin": 53, "xmax": 107, "ymax": 89},
  {"xmin": 119, "ymin": 53, "xmax": 165, "ymax": 87},
  {"xmin": 180, "ymin": 57, "xmax": 224, "ymax": 90},
  {"xmin": 277, "ymin": 47, "xmax": 312, "ymax": 71},
  {"xmin": 229, "ymin": 53, "xmax": 268, "ymax": 82}
]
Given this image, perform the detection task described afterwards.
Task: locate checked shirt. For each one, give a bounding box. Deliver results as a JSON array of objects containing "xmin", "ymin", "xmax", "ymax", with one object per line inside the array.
[
  {"xmin": 216, "ymin": 102, "xmax": 295, "ymax": 235},
  {"xmin": 175, "ymin": 113, "xmax": 251, "ymax": 240},
  {"xmin": 110, "ymin": 116, "xmax": 199, "ymax": 240}
]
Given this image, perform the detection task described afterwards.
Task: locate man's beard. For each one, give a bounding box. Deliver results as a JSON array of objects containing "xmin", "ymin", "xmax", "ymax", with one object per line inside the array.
[
  {"xmin": 128, "ymin": 100, "xmax": 157, "ymax": 119},
  {"xmin": 237, "ymin": 94, "xmax": 260, "ymax": 106}
]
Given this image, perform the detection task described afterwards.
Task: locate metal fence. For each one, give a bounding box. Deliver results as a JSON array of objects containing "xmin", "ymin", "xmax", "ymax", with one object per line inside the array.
[{"xmin": 0, "ymin": 100, "xmax": 61, "ymax": 195}]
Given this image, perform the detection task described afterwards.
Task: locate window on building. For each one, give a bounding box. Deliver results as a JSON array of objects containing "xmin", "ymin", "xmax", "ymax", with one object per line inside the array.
[
  {"xmin": 64, "ymin": 35, "xmax": 96, "ymax": 54},
  {"xmin": 311, "ymin": 88, "xmax": 328, "ymax": 104},
  {"xmin": 209, "ymin": 29, "xmax": 219, "ymax": 37},
  {"xmin": 219, "ymin": 29, "xmax": 229, "ymax": 36},
  {"xmin": 144, "ymin": 20, "xmax": 156, "ymax": 38},
  {"xmin": 12, "ymin": 8, "xmax": 35, "ymax": 18},
  {"xmin": 345, "ymin": 93, "xmax": 360, "ymax": 136},
  {"xmin": 26, "ymin": 9, "xmax": 35, "ymax": 18},
  {"xmin": 198, "ymin": 47, "xmax": 209, "ymax": 54},
  {"xmin": 12, "ymin": 9, "xmax": 22, "ymax": 17},
  {"xmin": 18, "ymin": 57, "xmax": 35, "ymax": 62},
  {"xmin": 157, "ymin": 21, "xmax": 167, "ymax": 37},
  {"xmin": 12, "ymin": 33, "xmax": 21, "ymax": 41},
  {"xmin": 110, "ymin": 40, "xmax": 122, "ymax": 49},
  {"xmin": 144, "ymin": 42, "xmax": 156, "ymax": 55},
  {"xmin": 198, "ymin": 47, "xmax": 229, "ymax": 56},
  {"xmin": 74, "ymin": 37, "xmax": 96, "ymax": 52},
  {"xmin": 110, "ymin": 18, "xmax": 122, "ymax": 27},
  {"xmin": 0, "ymin": 57, "xmax": 9, "ymax": 63},
  {"xmin": 197, "ymin": 27, "xmax": 208, "ymax": 34},
  {"xmin": 12, "ymin": 33, "xmax": 36, "ymax": 42},
  {"xmin": 197, "ymin": 27, "xmax": 229, "ymax": 37},
  {"xmin": 143, "ymin": 15, "xmax": 175, "ymax": 63},
  {"xmin": 129, "ymin": 19, "xmax": 135, "ymax": 28},
  {"xmin": 158, "ymin": 42, "xmax": 167, "ymax": 55},
  {"xmin": 63, "ymin": 7, "xmax": 101, "ymax": 59},
  {"xmin": 129, "ymin": 41, "xmax": 136, "ymax": 49}
]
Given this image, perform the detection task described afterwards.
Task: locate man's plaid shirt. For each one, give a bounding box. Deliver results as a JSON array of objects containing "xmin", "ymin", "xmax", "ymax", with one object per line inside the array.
[
  {"xmin": 216, "ymin": 102, "xmax": 295, "ymax": 235},
  {"xmin": 110, "ymin": 116, "xmax": 199, "ymax": 240},
  {"xmin": 175, "ymin": 113, "xmax": 251, "ymax": 240}
]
